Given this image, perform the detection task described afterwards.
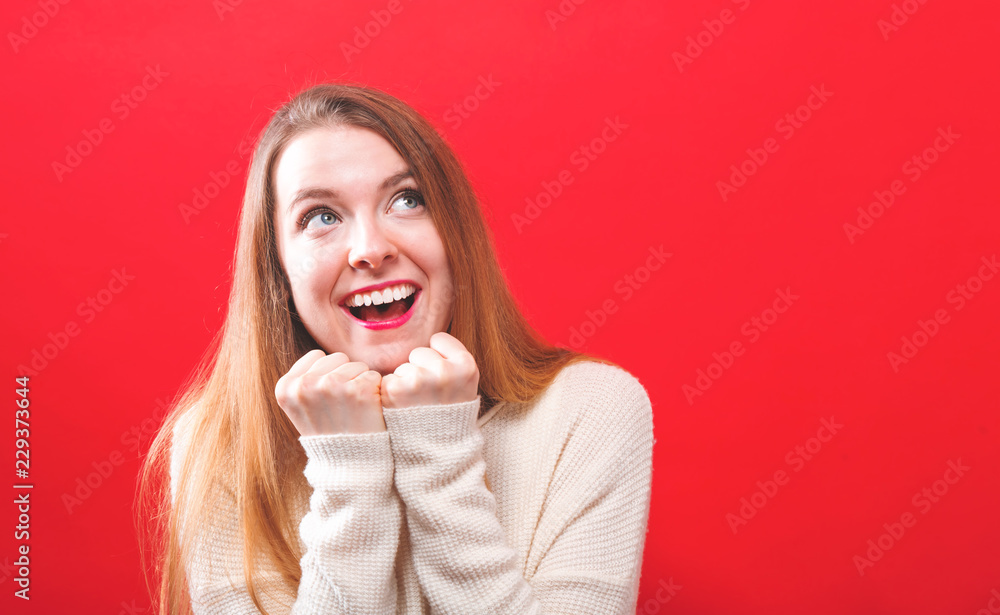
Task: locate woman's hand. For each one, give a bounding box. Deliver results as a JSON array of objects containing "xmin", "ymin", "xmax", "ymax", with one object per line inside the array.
[
  {"xmin": 381, "ymin": 332, "xmax": 480, "ymax": 409},
  {"xmin": 275, "ymin": 350, "xmax": 386, "ymax": 435}
]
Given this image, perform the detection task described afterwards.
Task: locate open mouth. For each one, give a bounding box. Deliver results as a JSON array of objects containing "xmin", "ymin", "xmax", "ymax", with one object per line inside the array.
[{"xmin": 345, "ymin": 290, "xmax": 419, "ymax": 323}]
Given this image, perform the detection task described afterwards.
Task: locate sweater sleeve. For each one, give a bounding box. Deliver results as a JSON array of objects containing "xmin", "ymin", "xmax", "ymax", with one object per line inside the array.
[
  {"xmin": 170, "ymin": 417, "xmax": 402, "ymax": 614},
  {"xmin": 381, "ymin": 369, "xmax": 654, "ymax": 614},
  {"xmin": 291, "ymin": 432, "xmax": 402, "ymax": 613}
]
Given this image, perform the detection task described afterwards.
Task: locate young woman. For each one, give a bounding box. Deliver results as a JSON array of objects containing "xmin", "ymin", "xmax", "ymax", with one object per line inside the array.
[{"xmin": 138, "ymin": 83, "xmax": 654, "ymax": 614}]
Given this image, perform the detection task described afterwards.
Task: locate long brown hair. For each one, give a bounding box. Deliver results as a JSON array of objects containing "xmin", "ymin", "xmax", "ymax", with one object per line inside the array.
[{"xmin": 137, "ymin": 83, "xmax": 612, "ymax": 614}]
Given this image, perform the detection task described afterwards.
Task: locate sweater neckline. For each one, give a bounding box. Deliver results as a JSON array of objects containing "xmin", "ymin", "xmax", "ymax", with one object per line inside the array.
[{"xmin": 476, "ymin": 400, "xmax": 506, "ymax": 428}]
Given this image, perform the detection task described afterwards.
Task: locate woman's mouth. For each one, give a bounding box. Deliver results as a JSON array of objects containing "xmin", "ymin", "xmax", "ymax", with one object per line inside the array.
[{"xmin": 340, "ymin": 287, "xmax": 420, "ymax": 330}]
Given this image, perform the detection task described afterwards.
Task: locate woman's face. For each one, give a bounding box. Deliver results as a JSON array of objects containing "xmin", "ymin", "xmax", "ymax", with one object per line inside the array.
[{"xmin": 272, "ymin": 125, "xmax": 455, "ymax": 375}]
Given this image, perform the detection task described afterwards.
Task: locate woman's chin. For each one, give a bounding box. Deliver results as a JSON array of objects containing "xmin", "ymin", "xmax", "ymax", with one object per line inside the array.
[
  {"xmin": 359, "ymin": 349, "xmax": 406, "ymax": 377},
  {"xmin": 374, "ymin": 365, "xmax": 396, "ymax": 377}
]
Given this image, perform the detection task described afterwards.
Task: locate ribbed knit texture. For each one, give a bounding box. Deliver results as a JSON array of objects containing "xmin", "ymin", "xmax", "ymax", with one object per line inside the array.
[{"xmin": 170, "ymin": 360, "xmax": 654, "ymax": 614}]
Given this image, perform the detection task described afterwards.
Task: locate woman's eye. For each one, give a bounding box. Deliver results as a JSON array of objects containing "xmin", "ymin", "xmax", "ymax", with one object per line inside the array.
[
  {"xmin": 391, "ymin": 190, "xmax": 424, "ymax": 212},
  {"xmin": 303, "ymin": 209, "xmax": 338, "ymax": 230}
]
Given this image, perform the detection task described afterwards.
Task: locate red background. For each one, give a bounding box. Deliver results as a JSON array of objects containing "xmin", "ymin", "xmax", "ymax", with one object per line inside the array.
[{"xmin": 3, "ymin": 0, "xmax": 999, "ymax": 613}]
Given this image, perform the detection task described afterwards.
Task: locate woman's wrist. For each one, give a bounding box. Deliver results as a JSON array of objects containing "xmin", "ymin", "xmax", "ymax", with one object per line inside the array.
[{"xmin": 382, "ymin": 397, "xmax": 482, "ymax": 459}]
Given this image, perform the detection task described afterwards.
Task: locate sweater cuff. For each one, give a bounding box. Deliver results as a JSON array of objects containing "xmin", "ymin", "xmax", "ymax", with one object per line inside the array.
[
  {"xmin": 381, "ymin": 397, "xmax": 481, "ymax": 447},
  {"xmin": 298, "ymin": 431, "xmax": 394, "ymax": 489}
]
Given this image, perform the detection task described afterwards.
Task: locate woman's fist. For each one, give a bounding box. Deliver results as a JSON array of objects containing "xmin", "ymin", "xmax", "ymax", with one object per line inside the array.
[
  {"xmin": 274, "ymin": 350, "xmax": 385, "ymax": 436},
  {"xmin": 381, "ymin": 332, "xmax": 480, "ymax": 410}
]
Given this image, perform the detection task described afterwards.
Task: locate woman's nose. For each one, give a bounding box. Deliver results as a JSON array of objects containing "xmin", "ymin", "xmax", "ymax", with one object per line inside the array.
[{"xmin": 347, "ymin": 216, "xmax": 398, "ymax": 270}]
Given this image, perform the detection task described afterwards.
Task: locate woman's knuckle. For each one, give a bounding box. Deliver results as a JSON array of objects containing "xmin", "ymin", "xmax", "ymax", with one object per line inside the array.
[{"xmin": 300, "ymin": 372, "xmax": 320, "ymax": 390}]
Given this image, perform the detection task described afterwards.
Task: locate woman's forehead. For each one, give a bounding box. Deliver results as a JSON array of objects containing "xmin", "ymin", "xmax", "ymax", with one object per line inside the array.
[{"xmin": 274, "ymin": 126, "xmax": 410, "ymax": 200}]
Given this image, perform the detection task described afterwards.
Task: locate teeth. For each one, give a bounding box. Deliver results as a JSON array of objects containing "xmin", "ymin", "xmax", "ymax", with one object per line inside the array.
[{"xmin": 345, "ymin": 283, "xmax": 417, "ymax": 308}]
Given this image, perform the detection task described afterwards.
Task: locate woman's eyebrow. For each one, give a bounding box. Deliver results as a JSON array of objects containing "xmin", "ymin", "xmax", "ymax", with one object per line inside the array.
[
  {"xmin": 380, "ymin": 169, "xmax": 413, "ymax": 190},
  {"xmin": 286, "ymin": 169, "xmax": 414, "ymax": 213}
]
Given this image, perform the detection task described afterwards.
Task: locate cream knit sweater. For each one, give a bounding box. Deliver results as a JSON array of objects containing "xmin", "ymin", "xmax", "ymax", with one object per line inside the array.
[{"xmin": 170, "ymin": 360, "xmax": 654, "ymax": 614}]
